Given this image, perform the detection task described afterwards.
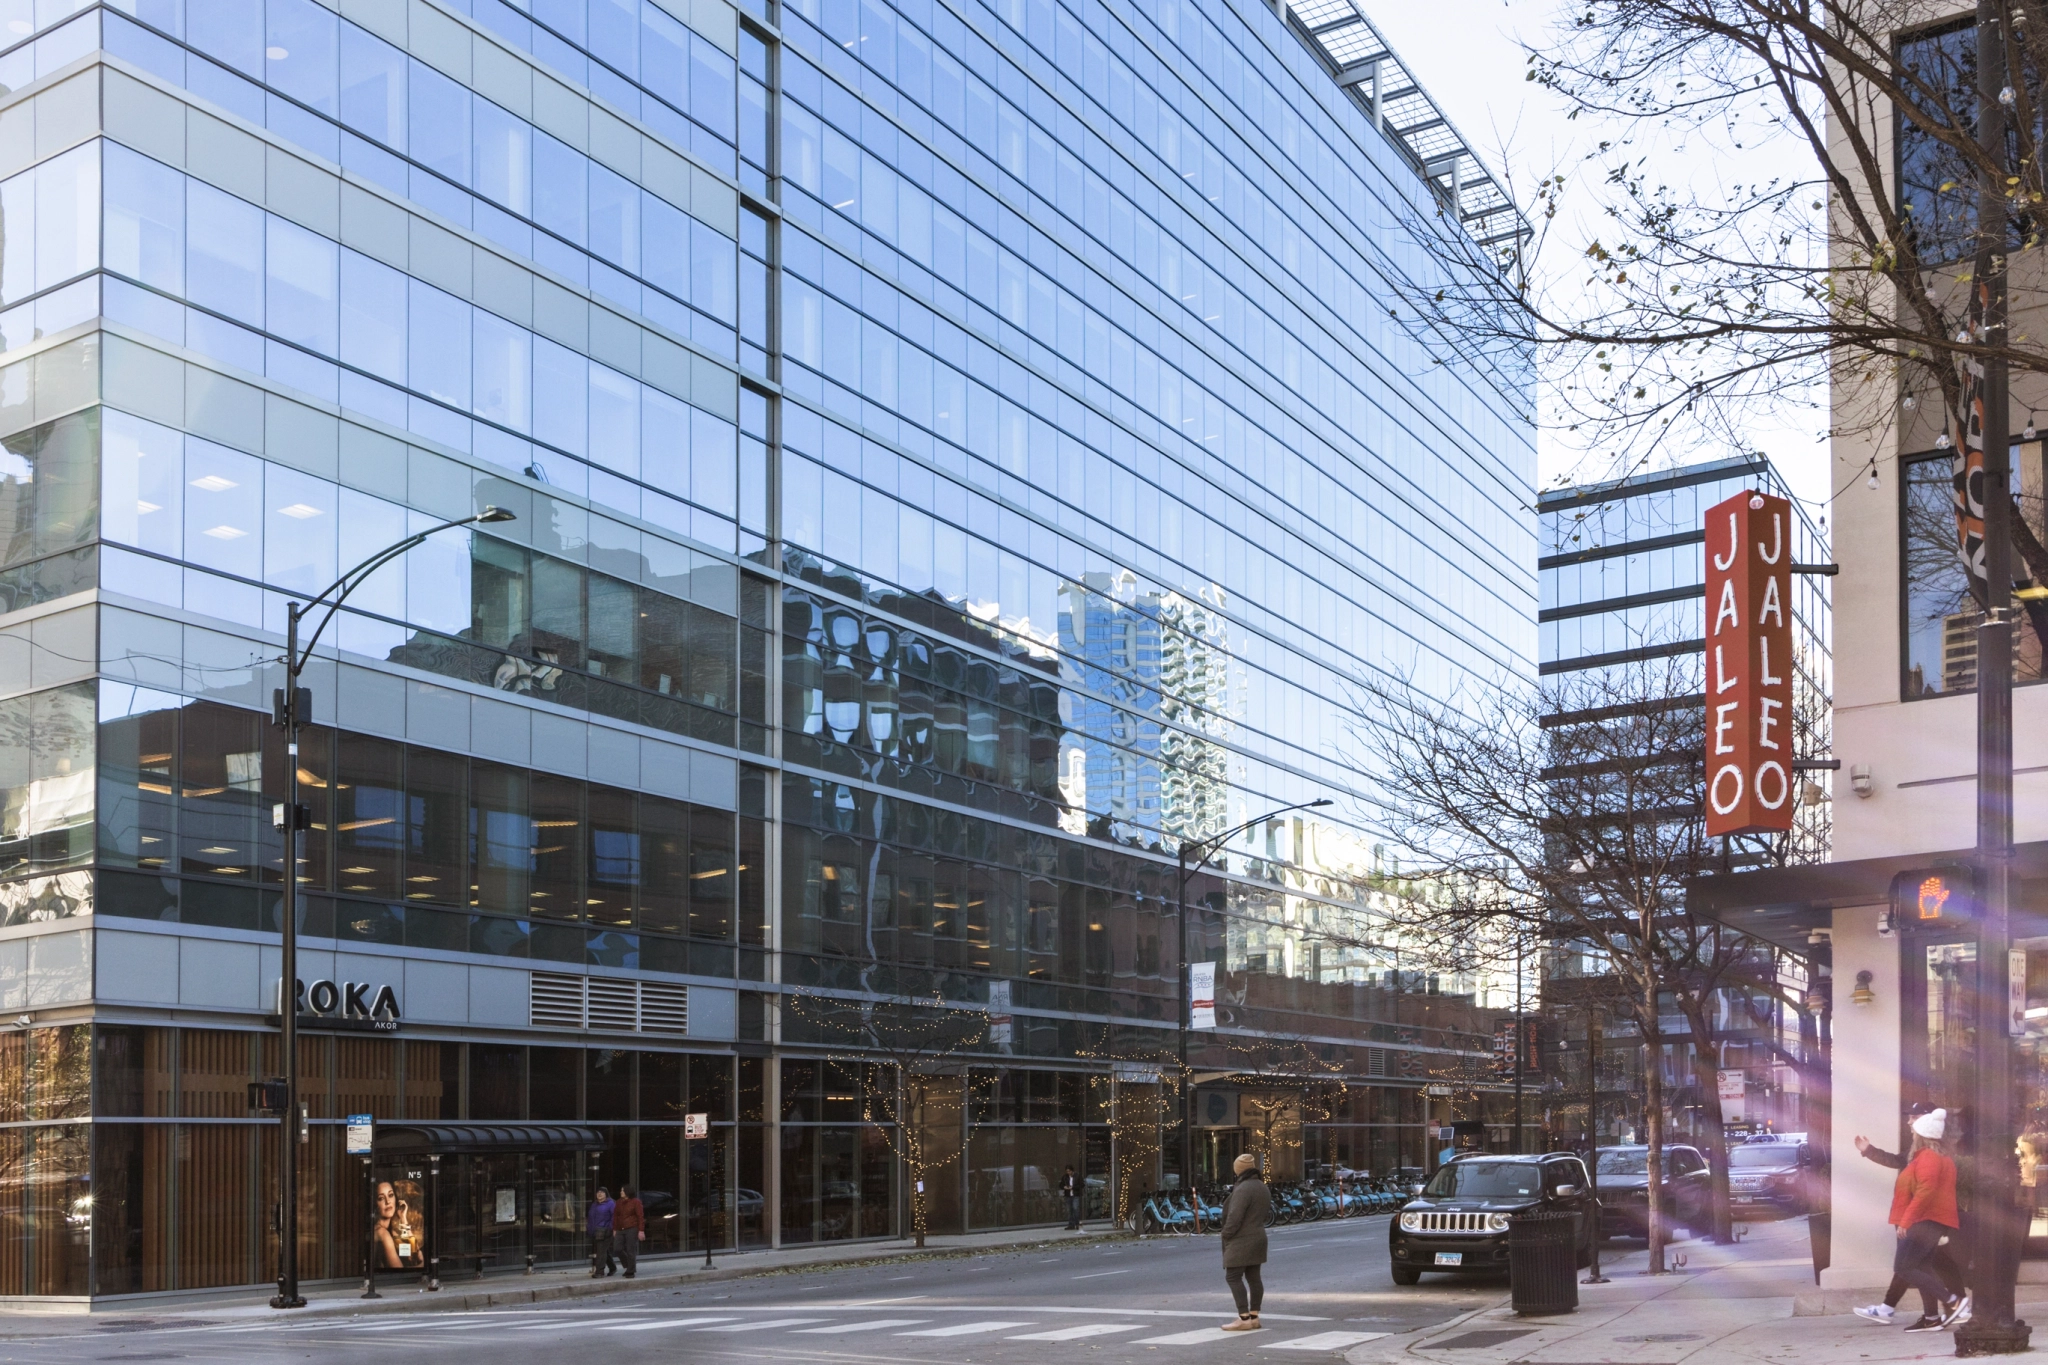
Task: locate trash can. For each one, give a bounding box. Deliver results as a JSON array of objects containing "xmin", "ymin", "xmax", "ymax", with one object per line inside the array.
[{"xmin": 1507, "ymin": 1211, "xmax": 1580, "ymax": 1316}]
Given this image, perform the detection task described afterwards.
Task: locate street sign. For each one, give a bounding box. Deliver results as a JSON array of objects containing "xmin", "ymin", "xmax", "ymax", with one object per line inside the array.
[
  {"xmin": 345, "ymin": 1114, "xmax": 374, "ymax": 1156},
  {"xmin": 683, "ymin": 1112, "xmax": 708, "ymax": 1140},
  {"xmin": 1717, "ymin": 1069, "xmax": 1746, "ymax": 1124}
]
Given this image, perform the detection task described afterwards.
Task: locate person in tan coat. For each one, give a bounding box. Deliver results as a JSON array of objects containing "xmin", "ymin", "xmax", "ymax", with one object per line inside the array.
[{"xmin": 1219, "ymin": 1153, "xmax": 1271, "ymax": 1331}]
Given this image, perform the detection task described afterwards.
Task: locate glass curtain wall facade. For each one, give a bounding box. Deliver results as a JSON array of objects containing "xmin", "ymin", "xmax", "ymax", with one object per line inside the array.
[{"xmin": 0, "ymin": 0, "xmax": 1529, "ymax": 1296}]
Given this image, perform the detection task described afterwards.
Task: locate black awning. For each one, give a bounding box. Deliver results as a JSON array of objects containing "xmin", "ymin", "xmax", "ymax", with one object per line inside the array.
[
  {"xmin": 374, "ymin": 1124, "xmax": 607, "ymax": 1156},
  {"xmin": 1685, "ymin": 839, "xmax": 2048, "ymax": 955}
]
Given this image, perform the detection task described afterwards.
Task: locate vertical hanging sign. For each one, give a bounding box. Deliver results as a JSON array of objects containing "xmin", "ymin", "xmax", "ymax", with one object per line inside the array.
[
  {"xmin": 1189, "ymin": 961, "xmax": 1216, "ymax": 1030},
  {"xmin": 1704, "ymin": 490, "xmax": 1796, "ymax": 837}
]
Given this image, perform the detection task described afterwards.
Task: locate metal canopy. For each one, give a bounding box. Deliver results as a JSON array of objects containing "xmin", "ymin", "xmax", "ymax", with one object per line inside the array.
[
  {"xmin": 372, "ymin": 1124, "xmax": 607, "ymax": 1156},
  {"xmin": 1281, "ymin": 0, "xmax": 1528, "ymax": 251},
  {"xmin": 1686, "ymin": 841, "xmax": 2048, "ymax": 956}
]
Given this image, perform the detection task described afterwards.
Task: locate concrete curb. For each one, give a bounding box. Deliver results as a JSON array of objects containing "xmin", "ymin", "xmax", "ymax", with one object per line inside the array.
[{"xmin": 0, "ymin": 1226, "xmax": 1137, "ymax": 1331}]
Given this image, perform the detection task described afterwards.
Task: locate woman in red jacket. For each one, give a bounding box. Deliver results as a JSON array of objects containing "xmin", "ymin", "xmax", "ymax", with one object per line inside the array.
[{"xmin": 1856, "ymin": 1109, "xmax": 1966, "ymax": 1332}]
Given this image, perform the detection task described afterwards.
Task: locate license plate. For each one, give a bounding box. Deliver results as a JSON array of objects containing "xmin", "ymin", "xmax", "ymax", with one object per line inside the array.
[{"xmin": 1434, "ymin": 1252, "xmax": 1463, "ymax": 1266}]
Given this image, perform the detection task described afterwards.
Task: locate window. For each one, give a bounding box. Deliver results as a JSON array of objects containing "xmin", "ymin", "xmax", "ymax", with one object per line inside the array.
[
  {"xmin": 1902, "ymin": 448, "xmax": 2046, "ymax": 695},
  {"xmin": 1896, "ymin": 20, "xmax": 2044, "ymax": 263}
]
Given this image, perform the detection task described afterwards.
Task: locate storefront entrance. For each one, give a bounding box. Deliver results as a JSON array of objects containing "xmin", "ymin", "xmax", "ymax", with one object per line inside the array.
[
  {"xmin": 1903, "ymin": 933, "xmax": 2048, "ymax": 1259},
  {"xmin": 364, "ymin": 1125, "xmax": 605, "ymax": 1282}
]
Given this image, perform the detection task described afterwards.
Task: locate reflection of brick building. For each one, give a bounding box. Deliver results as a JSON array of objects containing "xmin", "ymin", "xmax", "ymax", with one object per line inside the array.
[{"xmin": 1943, "ymin": 610, "xmax": 1979, "ymax": 692}]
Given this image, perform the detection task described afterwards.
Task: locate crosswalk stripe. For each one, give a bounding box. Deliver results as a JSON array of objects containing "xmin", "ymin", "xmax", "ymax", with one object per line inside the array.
[
  {"xmin": 896, "ymin": 1320, "xmax": 1034, "ymax": 1337},
  {"xmin": 1264, "ymin": 1332, "xmax": 1390, "ymax": 1351},
  {"xmin": 1007, "ymin": 1324, "xmax": 1142, "ymax": 1341},
  {"xmin": 599, "ymin": 1316, "xmax": 744, "ymax": 1332},
  {"xmin": 693, "ymin": 1318, "xmax": 832, "ymax": 1332},
  {"xmin": 789, "ymin": 1320, "xmax": 930, "ymax": 1333},
  {"xmin": 1136, "ymin": 1327, "xmax": 1240, "ymax": 1345}
]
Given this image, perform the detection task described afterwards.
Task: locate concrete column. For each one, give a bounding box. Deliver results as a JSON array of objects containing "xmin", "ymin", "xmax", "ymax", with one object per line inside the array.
[{"xmin": 1821, "ymin": 902, "xmax": 1902, "ymax": 1291}]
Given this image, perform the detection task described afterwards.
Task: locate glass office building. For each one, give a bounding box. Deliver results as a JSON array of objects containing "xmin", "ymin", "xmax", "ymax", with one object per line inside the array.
[
  {"xmin": 1537, "ymin": 454, "xmax": 1830, "ymax": 1144},
  {"xmin": 0, "ymin": 0, "xmax": 1531, "ymax": 1296}
]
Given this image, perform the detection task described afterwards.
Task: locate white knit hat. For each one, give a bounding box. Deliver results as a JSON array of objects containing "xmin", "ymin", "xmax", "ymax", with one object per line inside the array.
[{"xmin": 1912, "ymin": 1108, "xmax": 1948, "ymax": 1140}]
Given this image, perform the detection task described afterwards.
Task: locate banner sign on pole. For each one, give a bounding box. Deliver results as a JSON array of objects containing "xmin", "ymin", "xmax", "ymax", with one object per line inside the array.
[
  {"xmin": 987, "ymin": 979, "xmax": 1012, "ymax": 1048},
  {"xmin": 1703, "ymin": 490, "xmax": 1796, "ymax": 837},
  {"xmin": 1189, "ymin": 961, "xmax": 1216, "ymax": 1030},
  {"xmin": 2014, "ymin": 948, "xmax": 2033, "ymax": 1037}
]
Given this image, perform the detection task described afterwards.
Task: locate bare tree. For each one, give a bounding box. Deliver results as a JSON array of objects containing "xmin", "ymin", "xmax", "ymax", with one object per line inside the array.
[
  {"xmin": 784, "ymin": 991, "xmax": 989, "ymax": 1248},
  {"xmin": 1355, "ymin": 648, "xmax": 1824, "ymax": 1266},
  {"xmin": 1074, "ymin": 1029, "xmax": 1183, "ymax": 1231},
  {"xmin": 1405, "ymin": 0, "xmax": 2048, "ymax": 606}
]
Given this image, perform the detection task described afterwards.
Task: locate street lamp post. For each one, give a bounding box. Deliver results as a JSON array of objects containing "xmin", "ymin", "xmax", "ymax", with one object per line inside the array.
[
  {"xmin": 1175, "ymin": 798, "xmax": 1332, "ymax": 1192},
  {"xmin": 267, "ymin": 505, "xmax": 516, "ymax": 1310},
  {"xmin": 1958, "ymin": 0, "xmax": 2028, "ymax": 1353}
]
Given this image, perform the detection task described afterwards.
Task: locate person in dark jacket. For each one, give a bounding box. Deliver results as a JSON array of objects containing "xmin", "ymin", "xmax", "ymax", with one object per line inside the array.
[
  {"xmin": 1219, "ymin": 1153, "xmax": 1271, "ymax": 1331},
  {"xmin": 1061, "ymin": 1166, "xmax": 1082, "ymax": 1230},
  {"xmin": 614, "ymin": 1185, "xmax": 646, "ymax": 1278},
  {"xmin": 587, "ymin": 1188, "xmax": 616, "ymax": 1278}
]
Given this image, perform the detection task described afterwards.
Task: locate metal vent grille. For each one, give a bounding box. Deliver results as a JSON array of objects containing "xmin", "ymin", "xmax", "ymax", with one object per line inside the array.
[
  {"xmin": 1367, "ymin": 1047, "xmax": 1388, "ymax": 1077},
  {"xmin": 531, "ymin": 972, "xmax": 584, "ymax": 1029},
  {"xmin": 588, "ymin": 977, "xmax": 638, "ymax": 1032},
  {"xmin": 529, "ymin": 971, "xmax": 688, "ymax": 1035},
  {"xmin": 640, "ymin": 982, "xmax": 689, "ymax": 1035}
]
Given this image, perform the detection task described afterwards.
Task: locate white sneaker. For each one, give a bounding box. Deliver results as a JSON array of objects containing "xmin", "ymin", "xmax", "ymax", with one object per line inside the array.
[{"xmin": 1854, "ymin": 1304, "xmax": 1896, "ymax": 1325}]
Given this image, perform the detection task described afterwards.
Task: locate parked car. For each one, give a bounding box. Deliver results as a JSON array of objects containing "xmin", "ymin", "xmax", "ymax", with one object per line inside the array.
[
  {"xmin": 1388, "ymin": 1153, "xmax": 1596, "ymax": 1285},
  {"xmin": 1593, "ymin": 1144, "xmax": 1710, "ymax": 1238},
  {"xmin": 1728, "ymin": 1136, "xmax": 1816, "ymax": 1214}
]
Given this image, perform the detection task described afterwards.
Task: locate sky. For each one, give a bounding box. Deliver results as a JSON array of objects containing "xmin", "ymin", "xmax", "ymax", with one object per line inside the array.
[{"xmin": 1363, "ymin": 0, "xmax": 1838, "ymax": 519}]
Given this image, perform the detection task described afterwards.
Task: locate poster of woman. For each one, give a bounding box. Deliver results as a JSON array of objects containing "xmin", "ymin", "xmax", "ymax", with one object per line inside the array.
[{"xmin": 371, "ymin": 1177, "xmax": 426, "ymax": 1269}]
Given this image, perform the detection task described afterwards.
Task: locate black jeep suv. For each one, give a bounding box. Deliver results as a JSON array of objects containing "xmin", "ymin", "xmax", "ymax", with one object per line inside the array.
[{"xmin": 1388, "ymin": 1152, "xmax": 1596, "ymax": 1284}]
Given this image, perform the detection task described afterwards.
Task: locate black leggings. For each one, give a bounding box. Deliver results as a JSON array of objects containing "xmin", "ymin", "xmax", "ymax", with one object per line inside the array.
[
  {"xmin": 1883, "ymin": 1237, "xmax": 1964, "ymax": 1310},
  {"xmin": 1226, "ymin": 1264, "xmax": 1264, "ymax": 1316},
  {"xmin": 1890, "ymin": 1221, "xmax": 1956, "ymax": 1318}
]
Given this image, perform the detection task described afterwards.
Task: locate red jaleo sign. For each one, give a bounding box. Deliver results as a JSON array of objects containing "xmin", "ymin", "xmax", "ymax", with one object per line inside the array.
[{"xmin": 1704, "ymin": 490, "xmax": 1795, "ymax": 837}]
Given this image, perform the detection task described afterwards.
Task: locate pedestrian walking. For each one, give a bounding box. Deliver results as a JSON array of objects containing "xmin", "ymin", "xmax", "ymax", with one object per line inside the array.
[
  {"xmin": 588, "ymin": 1186, "xmax": 616, "ymax": 1278},
  {"xmin": 614, "ymin": 1184, "xmax": 645, "ymax": 1278},
  {"xmin": 1853, "ymin": 1115, "xmax": 1968, "ymax": 1324},
  {"xmin": 1061, "ymin": 1166, "xmax": 1082, "ymax": 1230},
  {"xmin": 1853, "ymin": 1110, "xmax": 1967, "ymax": 1332},
  {"xmin": 1219, "ymin": 1153, "xmax": 1270, "ymax": 1332}
]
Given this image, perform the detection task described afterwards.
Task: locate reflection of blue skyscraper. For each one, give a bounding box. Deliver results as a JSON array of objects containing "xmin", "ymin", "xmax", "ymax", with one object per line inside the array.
[{"xmin": 1059, "ymin": 572, "xmax": 1229, "ymax": 846}]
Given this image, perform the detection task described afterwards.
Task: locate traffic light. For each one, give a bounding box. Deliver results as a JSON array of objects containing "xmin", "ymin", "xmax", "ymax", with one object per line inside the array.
[{"xmin": 1888, "ymin": 867, "xmax": 1978, "ymax": 934}]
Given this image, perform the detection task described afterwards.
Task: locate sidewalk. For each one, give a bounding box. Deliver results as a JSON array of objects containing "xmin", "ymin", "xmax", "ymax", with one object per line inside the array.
[
  {"xmin": 1344, "ymin": 1220, "xmax": 2044, "ymax": 1365},
  {"xmin": 0, "ymin": 1223, "xmax": 1130, "ymax": 1332}
]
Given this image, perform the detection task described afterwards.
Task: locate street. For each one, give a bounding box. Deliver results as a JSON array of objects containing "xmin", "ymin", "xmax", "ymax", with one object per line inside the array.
[{"xmin": 0, "ymin": 1216, "xmax": 1497, "ymax": 1364}]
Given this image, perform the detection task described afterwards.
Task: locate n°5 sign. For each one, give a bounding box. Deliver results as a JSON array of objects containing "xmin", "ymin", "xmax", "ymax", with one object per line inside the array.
[{"xmin": 1704, "ymin": 490, "xmax": 1795, "ymax": 837}]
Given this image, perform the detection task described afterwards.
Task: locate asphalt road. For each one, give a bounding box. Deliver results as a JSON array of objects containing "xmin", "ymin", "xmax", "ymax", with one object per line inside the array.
[{"xmin": 2, "ymin": 1214, "xmax": 1507, "ymax": 1364}]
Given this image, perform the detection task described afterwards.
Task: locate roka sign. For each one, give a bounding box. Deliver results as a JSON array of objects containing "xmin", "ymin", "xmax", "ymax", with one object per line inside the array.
[{"xmin": 1704, "ymin": 490, "xmax": 1795, "ymax": 837}]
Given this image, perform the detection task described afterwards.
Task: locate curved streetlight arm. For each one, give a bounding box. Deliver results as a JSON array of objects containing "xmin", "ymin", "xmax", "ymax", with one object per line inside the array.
[
  {"xmin": 288, "ymin": 509, "xmax": 510, "ymax": 676},
  {"xmin": 267, "ymin": 503, "xmax": 509, "ymax": 1312},
  {"xmin": 1177, "ymin": 797, "xmax": 1334, "ymax": 884}
]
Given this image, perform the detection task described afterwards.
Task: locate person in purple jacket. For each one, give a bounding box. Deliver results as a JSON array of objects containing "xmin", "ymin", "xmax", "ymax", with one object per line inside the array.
[{"xmin": 587, "ymin": 1187, "xmax": 616, "ymax": 1278}]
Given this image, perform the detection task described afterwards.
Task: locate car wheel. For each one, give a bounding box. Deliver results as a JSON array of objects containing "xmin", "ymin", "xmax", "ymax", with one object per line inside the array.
[{"xmin": 1391, "ymin": 1265, "xmax": 1422, "ymax": 1286}]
